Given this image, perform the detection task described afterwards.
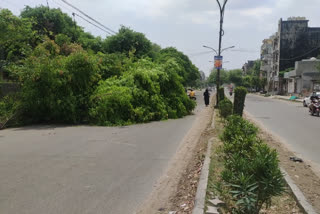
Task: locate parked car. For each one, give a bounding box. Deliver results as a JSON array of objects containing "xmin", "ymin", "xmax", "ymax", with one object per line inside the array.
[{"xmin": 303, "ymin": 92, "xmax": 320, "ymax": 107}]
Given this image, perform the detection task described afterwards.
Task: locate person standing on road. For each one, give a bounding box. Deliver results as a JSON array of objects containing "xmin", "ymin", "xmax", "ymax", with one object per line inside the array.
[{"xmin": 203, "ymin": 88, "xmax": 210, "ymax": 107}]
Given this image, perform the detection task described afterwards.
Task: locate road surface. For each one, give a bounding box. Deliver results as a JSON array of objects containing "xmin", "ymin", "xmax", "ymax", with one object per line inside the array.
[
  {"xmin": 0, "ymin": 92, "xmax": 208, "ymax": 214},
  {"xmin": 244, "ymin": 94, "xmax": 320, "ymax": 167}
]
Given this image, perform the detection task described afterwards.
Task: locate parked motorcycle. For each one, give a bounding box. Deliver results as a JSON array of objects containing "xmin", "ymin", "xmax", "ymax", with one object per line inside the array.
[{"xmin": 309, "ymin": 99, "xmax": 320, "ymax": 116}]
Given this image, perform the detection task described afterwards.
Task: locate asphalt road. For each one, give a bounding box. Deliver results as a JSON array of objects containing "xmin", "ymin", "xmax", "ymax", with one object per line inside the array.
[
  {"xmin": 244, "ymin": 94, "xmax": 320, "ymax": 167},
  {"xmin": 0, "ymin": 92, "xmax": 208, "ymax": 214}
]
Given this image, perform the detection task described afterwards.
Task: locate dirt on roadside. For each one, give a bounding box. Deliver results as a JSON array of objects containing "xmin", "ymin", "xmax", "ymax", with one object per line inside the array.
[
  {"xmin": 136, "ymin": 98, "xmax": 215, "ymax": 214},
  {"xmin": 244, "ymin": 112, "xmax": 320, "ymax": 213}
]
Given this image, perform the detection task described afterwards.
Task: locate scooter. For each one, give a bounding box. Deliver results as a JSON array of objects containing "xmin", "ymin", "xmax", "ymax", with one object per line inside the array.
[
  {"xmin": 309, "ymin": 99, "xmax": 320, "ymax": 116},
  {"xmin": 189, "ymin": 95, "xmax": 196, "ymax": 100}
]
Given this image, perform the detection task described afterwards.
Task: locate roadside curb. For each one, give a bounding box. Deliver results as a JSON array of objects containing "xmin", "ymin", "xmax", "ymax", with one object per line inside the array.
[
  {"xmin": 275, "ymin": 96, "xmax": 303, "ymax": 103},
  {"xmin": 192, "ymin": 137, "xmax": 213, "ymax": 214},
  {"xmin": 281, "ymin": 167, "xmax": 318, "ymax": 214},
  {"xmin": 251, "ymin": 93, "xmax": 303, "ymax": 103}
]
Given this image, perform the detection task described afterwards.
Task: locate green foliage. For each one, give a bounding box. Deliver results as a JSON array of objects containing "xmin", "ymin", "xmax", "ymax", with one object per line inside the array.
[
  {"xmin": 241, "ymin": 75, "xmax": 252, "ymax": 88},
  {"xmin": 220, "ymin": 116, "xmax": 285, "ymax": 213},
  {"xmin": 0, "ymin": 9, "xmax": 35, "ymax": 64},
  {"xmin": 227, "ymin": 69, "xmax": 243, "ymax": 86},
  {"xmin": 279, "ymin": 67, "xmax": 294, "ymax": 78},
  {"xmin": 223, "ymin": 144, "xmax": 285, "ymax": 213},
  {"xmin": 12, "ymin": 50, "xmax": 99, "ymax": 123},
  {"xmin": 207, "ymin": 69, "xmax": 228, "ymax": 86},
  {"xmin": 219, "ymin": 98, "xmax": 233, "ymax": 119},
  {"xmin": 0, "ymin": 7, "xmax": 198, "ymax": 127},
  {"xmin": 89, "ymin": 59, "xmax": 195, "ymax": 125},
  {"xmin": 102, "ymin": 26, "xmax": 152, "ymax": 58},
  {"xmin": 221, "ymin": 115, "xmax": 258, "ymax": 149},
  {"xmin": 55, "ymin": 34, "xmax": 71, "ymax": 46},
  {"xmin": 0, "ymin": 94, "xmax": 20, "ymax": 128},
  {"xmin": 96, "ymin": 52, "xmax": 129, "ymax": 79},
  {"xmin": 78, "ymin": 33, "xmax": 102, "ymax": 53},
  {"xmin": 20, "ymin": 6, "xmax": 77, "ymax": 40},
  {"xmin": 251, "ymin": 76, "xmax": 261, "ymax": 91},
  {"xmin": 218, "ymin": 87, "xmax": 225, "ymax": 101},
  {"xmin": 260, "ymin": 77, "xmax": 267, "ymax": 90},
  {"xmin": 233, "ymin": 87, "xmax": 247, "ymax": 117},
  {"xmin": 157, "ymin": 47, "xmax": 200, "ymax": 87}
]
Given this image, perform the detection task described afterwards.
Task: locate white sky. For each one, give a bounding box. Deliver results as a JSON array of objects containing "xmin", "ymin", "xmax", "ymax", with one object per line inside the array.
[{"xmin": 1, "ymin": 0, "xmax": 320, "ymax": 77}]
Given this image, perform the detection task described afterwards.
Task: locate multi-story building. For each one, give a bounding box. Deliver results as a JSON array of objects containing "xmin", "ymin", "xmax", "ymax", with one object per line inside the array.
[
  {"xmin": 260, "ymin": 37, "xmax": 274, "ymax": 91},
  {"xmin": 261, "ymin": 17, "xmax": 320, "ymax": 94}
]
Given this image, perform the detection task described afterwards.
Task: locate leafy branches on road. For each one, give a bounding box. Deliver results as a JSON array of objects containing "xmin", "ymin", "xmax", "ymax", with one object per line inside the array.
[{"xmin": 0, "ymin": 7, "xmax": 200, "ymax": 127}]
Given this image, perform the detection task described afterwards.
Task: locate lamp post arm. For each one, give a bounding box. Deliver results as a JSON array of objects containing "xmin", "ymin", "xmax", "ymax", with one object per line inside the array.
[
  {"xmin": 216, "ymin": 0, "xmax": 222, "ymax": 11},
  {"xmin": 203, "ymin": 45, "xmax": 218, "ymax": 55},
  {"xmin": 221, "ymin": 46, "xmax": 235, "ymax": 54}
]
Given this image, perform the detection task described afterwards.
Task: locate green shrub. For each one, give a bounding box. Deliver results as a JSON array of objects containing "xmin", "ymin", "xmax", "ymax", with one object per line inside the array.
[
  {"xmin": 219, "ymin": 115, "xmax": 285, "ymax": 213},
  {"xmin": 218, "ymin": 98, "xmax": 233, "ymax": 118},
  {"xmin": 218, "ymin": 86, "xmax": 225, "ymax": 101},
  {"xmin": 233, "ymin": 87, "xmax": 247, "ymax": 117},
  {"xmin": 221, "ymin": 115, "xmax": 258, "ymax": 144},
  {"xmin": 223, "ymin": 143, "xmax": 285, "ymax": 214}
]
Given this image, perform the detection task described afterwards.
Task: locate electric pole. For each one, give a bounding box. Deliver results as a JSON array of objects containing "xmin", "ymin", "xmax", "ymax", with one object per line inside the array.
[{"xmin": 215, "ymin": 0, "xmax": 228, "ymax": 107}]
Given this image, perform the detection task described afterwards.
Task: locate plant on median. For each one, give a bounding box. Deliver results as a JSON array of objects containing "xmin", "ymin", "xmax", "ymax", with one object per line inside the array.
[
  {"xmin": 218, "ymin": 86, "xmax": 225, "ymax": 102},
  {"xmin": 218, "ymin": 98, "xmax": 233, "ymax": 119},
  {"xmin": 219, "ymin": 115, "xmax": 285, "ymax": 214},
  {"xmin": 233, "ymin": 87, "xmax": 247, "ymax": 117}
]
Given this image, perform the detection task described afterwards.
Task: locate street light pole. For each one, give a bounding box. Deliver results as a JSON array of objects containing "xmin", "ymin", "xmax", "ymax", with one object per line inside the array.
[{"xmin": 216, "ymin": 0, "xmax": 228, "ymax": 107}]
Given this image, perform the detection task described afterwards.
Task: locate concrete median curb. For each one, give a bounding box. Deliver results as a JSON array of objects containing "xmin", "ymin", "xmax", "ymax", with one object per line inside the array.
[
  {"xmin": 281, "ymin": 168, "xmax": 318, "ymax": 214},
  {"xmin": 192, "ymin": 137, "xmax": 214, "ymax": 214}
]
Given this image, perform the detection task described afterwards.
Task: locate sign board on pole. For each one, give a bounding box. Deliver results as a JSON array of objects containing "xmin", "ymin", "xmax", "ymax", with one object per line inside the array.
[{"xmin": 214, "ymin": 56, "xmax": 223, "ymax": 69}]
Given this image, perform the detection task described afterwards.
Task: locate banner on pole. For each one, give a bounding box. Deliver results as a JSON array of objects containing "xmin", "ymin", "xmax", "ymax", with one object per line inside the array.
[{"xmin": 214, "ymin": 56, "xmax": 223, "ymax": 69}]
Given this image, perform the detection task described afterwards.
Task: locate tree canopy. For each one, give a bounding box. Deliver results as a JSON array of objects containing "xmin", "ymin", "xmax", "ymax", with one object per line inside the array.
[{"xmin": 102, "ymin": 26, "xmax": 153, "ymax": 58}]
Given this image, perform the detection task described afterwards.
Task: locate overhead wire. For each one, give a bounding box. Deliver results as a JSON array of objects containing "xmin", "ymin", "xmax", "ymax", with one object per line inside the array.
[
  {"xmin": 50, "ymin": 0, "xmax": 113, "ymax": 35},
  {"xmin": 60, "ymin": 0, "xmax": 116, "ymax": 35},
  {"xmin": 188, "ymin": 51, "xmax": 215, "ymax": 57},
  {"xmin": 73, "ymin": 13, "xmax": 112, "ymax": 35}
]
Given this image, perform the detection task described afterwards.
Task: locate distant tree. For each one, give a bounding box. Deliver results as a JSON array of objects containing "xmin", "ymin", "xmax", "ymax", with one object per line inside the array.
[
  {"xmin": 251, "ymin": 60, "xmax": 261, "ymax": 76},
  {"xmin": 242, "ymin": 75, "xmax": 252, "ymax": 88},
  {"xmin": 260, "ymin": 77, "xmax": 267, "ymax": 91},
  {"xmin": 102, "ymin": 26, "xmax": 153, "ymax": 58},
  {"xmin": 207, "ymin": 69, "xmax": 228, "ymax": 86},
  {"xmin": 251, "ymin": 76, "xmax": 261, "ymax": 91},
  {"xmin": 227, "ymin": 69, "xmax": 243, "ymax": 86}
]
